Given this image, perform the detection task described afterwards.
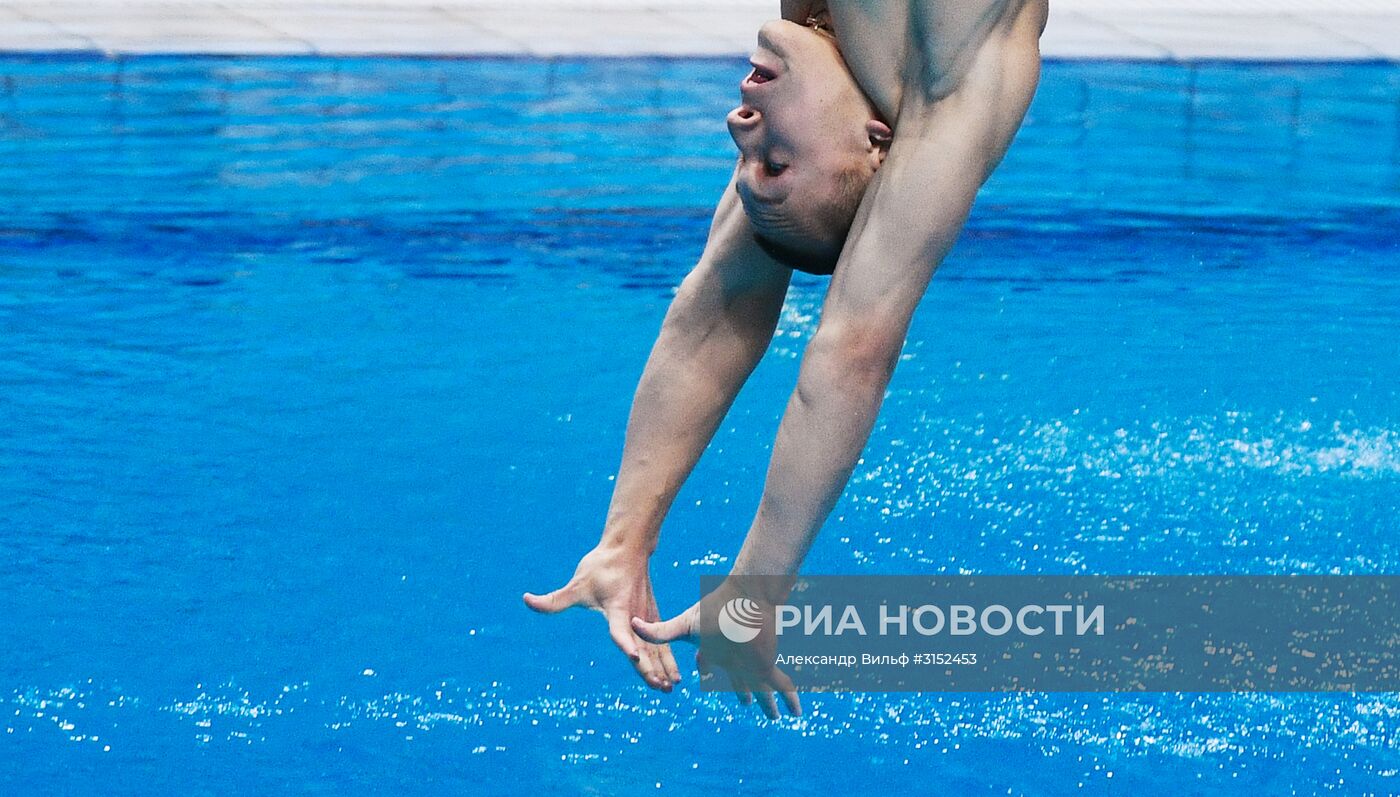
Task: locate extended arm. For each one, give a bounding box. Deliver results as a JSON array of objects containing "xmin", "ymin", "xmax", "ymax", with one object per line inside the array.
[
  {"xmin": 598, "ymin": 182, "xmax": 793, "ymax": 557},
  {"xmin": 634, "ymin": 6, "xmax": 1045, "ymax": 716},
  {"xmin": 523, "ymin": 174, "xmax": 793, "ymax": 690},
  {"xmin": 732, "ymin": 14, "xmax": 1043, "ymax": 578}
]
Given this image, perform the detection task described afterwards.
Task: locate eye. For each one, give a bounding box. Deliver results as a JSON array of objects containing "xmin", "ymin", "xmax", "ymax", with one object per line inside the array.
[{"xmin": 764, "ymin": 160, "xmax": 788, "ymax": 177}]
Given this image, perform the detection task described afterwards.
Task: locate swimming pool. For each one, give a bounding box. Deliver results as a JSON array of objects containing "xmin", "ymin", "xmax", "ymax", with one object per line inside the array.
[{"xmin": 1, "ymin": 54, "xmax": 1398, "ymax": 794}]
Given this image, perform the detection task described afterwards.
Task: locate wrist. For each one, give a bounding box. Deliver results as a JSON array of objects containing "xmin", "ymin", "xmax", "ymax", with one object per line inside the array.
[
  {"xmin": 730, "ymin": 542, "xmax": 799, "ymax": 581},
  {"xmin": 597, "ymin": 527, "xmax": 657, "ymax": 559},
  {"xmin": 722, "ymin": 571, "xmax": 797, "ymax": 606}
]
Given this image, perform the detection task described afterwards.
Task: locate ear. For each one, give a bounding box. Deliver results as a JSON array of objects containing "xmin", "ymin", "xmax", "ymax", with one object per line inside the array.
[{"xmin": 866, "ymin": 118, "xmax": 893, "ymax": 165}]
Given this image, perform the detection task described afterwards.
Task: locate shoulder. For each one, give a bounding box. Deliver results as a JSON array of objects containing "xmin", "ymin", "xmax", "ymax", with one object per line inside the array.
[{"xmin": 910, "ymin": 0, "xmax": 1046, "ymax": 103}]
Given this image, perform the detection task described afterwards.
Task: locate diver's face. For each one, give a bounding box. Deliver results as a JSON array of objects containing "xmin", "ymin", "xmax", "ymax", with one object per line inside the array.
[{"xmin": 726, "ymin": 20, "xmax": 886, "ymax": 254}]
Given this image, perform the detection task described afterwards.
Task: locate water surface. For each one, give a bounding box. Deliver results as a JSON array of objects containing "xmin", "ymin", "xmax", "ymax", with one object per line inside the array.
[{"xmin": 1, "ymin": 56, "xmax": 1398, "ymax": 795}]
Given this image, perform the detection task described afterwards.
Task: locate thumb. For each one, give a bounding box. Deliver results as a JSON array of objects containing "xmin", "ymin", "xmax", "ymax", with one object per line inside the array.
[
  {"xmin": 522, "ymin": 585, "xmax": 577, "ymax": 614},
  {"xmin": 632, "ymin": 608, "xmax": 696, "ymax": 645}
]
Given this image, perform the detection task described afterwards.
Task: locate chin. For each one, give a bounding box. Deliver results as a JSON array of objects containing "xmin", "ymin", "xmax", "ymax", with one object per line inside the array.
[{"xmin": 753, "ymin": 231, "xmax": 841, "ymax": 276}]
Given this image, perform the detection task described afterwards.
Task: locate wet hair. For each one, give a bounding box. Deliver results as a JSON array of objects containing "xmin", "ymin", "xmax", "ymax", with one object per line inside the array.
[{"xmin": 752, "ymin": 165, "xmax": 871, "ymax": 276}]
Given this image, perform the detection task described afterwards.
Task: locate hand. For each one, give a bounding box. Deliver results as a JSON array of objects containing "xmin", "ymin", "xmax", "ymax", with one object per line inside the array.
[
  {"xmin": 631, "ymin": 577, "xmax": 802, "ymax": 719},
  {"xmin": 523, "ymin": 545, "xmax": 681, "ymax": 691}
]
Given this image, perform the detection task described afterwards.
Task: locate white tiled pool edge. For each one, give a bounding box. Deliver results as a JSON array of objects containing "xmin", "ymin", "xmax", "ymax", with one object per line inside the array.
[{"xmin": 1, "ymin": 1, "xmax": 1399, "ymax": 59}]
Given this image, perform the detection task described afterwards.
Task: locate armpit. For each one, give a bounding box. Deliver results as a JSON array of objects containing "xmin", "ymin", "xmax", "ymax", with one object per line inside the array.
[{"xmin": 914, "ymin": 0, "xmax": 1036, "ymax": 101}]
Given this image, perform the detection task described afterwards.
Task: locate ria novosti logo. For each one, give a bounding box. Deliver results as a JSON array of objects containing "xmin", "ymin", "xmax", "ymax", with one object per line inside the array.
[
  {"xmin": 718, "ymin": 597, "xmax": 764, "ymax": 643},
  {"xmin": 716, "ymin": 596, "xmax": 1107, "ymax": 645}
]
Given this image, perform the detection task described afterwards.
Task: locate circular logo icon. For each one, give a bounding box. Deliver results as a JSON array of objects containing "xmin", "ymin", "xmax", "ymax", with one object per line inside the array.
[{"xmin": 718, "ymin": 597, "xmax": 764, "ymax": 644}]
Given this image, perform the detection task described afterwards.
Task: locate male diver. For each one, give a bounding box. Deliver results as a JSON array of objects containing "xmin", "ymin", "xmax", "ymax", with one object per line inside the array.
[{"xmin": 525, "ymin": 0, "xmax": 1048, "ymax": 719}]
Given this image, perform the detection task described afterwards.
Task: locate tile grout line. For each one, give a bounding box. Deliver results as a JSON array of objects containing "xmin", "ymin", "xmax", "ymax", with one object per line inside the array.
[
  {"xmin": 1283, "ymin": 11, "xmax": 1386, "ymax": 60},
  {"xmin": 0, "ymin": 2, "xmax": 1397, "ymax": 59},
  {"xmin": 5, "ymin": 3, "xmax": 104, "ymax": 53},
  {"xmin": 436, "ymin": 5, "xmax": 539, "ymax": 55},
  {"xmin": 1065, "ymin": 10, "xmax": 1177, "ymax": 62},
  {"xmin": 215, "ymin": 2, "xmax": 319, "ymax": 54},
  {"xmin": 440, "ymin": 6, "xmax": 736, "ymax": 58},
  {"xmin": 651, "ymin": 8, "xmax": 745, "ymax": 52}
]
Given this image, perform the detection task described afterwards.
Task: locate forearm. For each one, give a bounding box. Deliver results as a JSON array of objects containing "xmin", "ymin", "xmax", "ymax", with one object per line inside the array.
[
  {"xmin": 598, "ymin": 182, "xmax": 793, "ymax": 555},
  {"xmin": 599, "ymin": 287, "xmax": 782, "ymax": 554},
  {"xmin": 730, "ymin": 329, "xmax": 897, "ymax": 578}
]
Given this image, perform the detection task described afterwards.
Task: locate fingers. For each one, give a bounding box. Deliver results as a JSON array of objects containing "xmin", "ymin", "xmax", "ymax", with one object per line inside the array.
[
  {"xmin": 644, "ymin": 641, "xmax": 673, "ymax": 693},
  {"xmin": 522, "ymin": 571, "xmax": 683, "ymax": 693},
  {"xmin": 755, "ymin": 689, "xmax": 780, "ymax": 720},
  {"xmin": 695, "ymin": 650, "xmax": 717, "ymax": 690},
  {"xmin": 728, "ymin": 672, "xmax": 753, "ymax": 706},
  {"xmin": 604, "ymin": 609, "xmax": 641, "ymax": 662},
  {"xmin": 607, "ymin": 610, "xmax": 672, "ymax": 692},
  {"xmin": 631, "ymin": 609, "xmax": 695, "ymax": 645},
  {"xmin": 735, "ymin": 668, "xmax": 800, "ymax": 720},
  {"xmin": 769, "ymin": 667, "xmax": 802, "ymax": 717},
  {"xmin": 780, "ymin": 690, "xmax": 802, "ymax": 717},
  {"xmin": 647, "ymin": 594, "xmax": 682, "ymax": 687},
  {"xmin": 521, "ymin": 585, "xmax": 577, "ymax": 614},
  {"xmin": 658, "ymin": 642, "xmax": 682, "ymax": 686}
]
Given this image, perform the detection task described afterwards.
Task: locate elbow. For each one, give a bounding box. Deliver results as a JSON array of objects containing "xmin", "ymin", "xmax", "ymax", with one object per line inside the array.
[{"xmin": 804, "ymin": 319, "xmax": 904, "ymax": 393}]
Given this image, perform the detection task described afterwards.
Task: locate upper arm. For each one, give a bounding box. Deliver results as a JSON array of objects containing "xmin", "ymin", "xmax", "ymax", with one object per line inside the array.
[{"xmin": 816, "ymin": 12, "xmax": 1043, "ymax": 352}]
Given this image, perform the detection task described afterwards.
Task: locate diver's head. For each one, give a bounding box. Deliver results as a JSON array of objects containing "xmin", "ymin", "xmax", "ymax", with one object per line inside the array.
[{"xmin": 727, "ymin": 19, "xmax": 891, "ymax": 275}]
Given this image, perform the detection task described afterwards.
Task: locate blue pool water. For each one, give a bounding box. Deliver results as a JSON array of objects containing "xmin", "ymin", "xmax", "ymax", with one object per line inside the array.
[{"xmin": 2, "ymin": 55, "xmax": 1399, "ymax": 794}]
